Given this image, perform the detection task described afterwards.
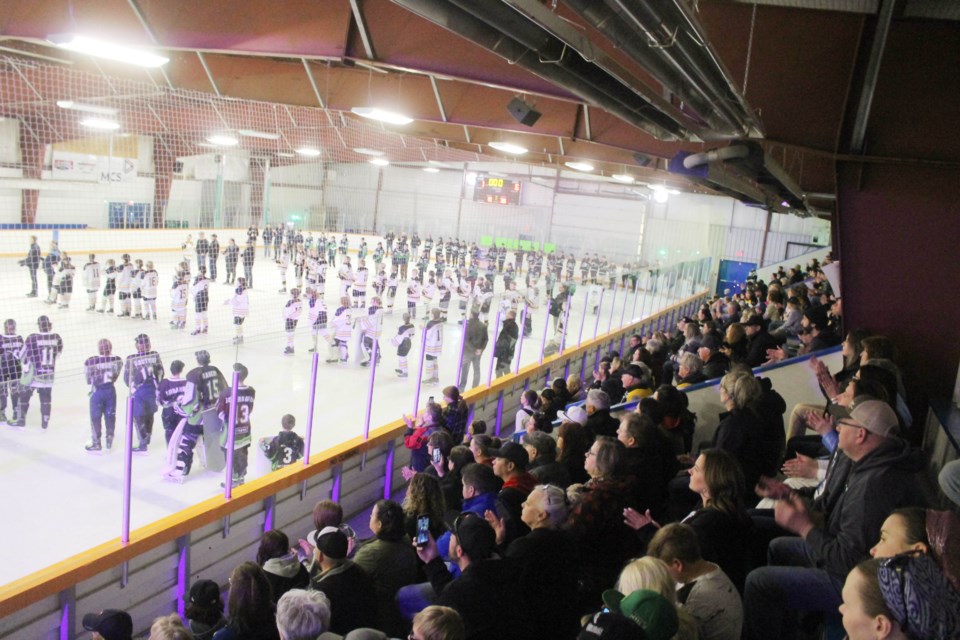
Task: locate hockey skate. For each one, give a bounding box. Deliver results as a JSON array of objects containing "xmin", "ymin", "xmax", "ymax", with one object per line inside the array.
[
  {"xmin": 284, "ymin": 346, "xmax": 295, "ymax": 355},
  {"xmin": 85, "ymin": 441, "xmax": 102, "ymax": 454},
  {"xmin": 190, "ymin": 329, "xmax": 202, "ymax": 335},
  {"xmin": 221, "ymin": 476, "xmax": 245, "ymax": 489},
  {"xmin": 106, "ymin": 435, "xmax": 113, "ymax": 450},
  {"xmin": 132, "ymin": 443, "xmax": 149, "ymax": 455},
  {"xmin": 162, "ymin": 469, "xmax": 186, "ymax": 484}
]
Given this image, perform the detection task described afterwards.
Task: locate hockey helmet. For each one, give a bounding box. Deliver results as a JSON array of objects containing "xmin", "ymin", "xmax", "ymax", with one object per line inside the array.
[
  {"xmin": 135, "ymin": 333, "xmax": 151, "ymax": 351},
  {"xmin": 195, "ymin": 350, "xmax": 211, "ymax": 366},
  {"xmin": 37, "ymin": 315, "xmax": 52, "ymax": 332},
  {"xmin": 98, "ymin": 339, "xmax": 112, "ymax": 355}
]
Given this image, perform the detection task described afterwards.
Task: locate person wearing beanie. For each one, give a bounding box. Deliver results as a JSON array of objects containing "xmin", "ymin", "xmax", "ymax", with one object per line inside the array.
[{"xmin": 82, "ymin": 609, "xmax": 134, "ymax": 640}]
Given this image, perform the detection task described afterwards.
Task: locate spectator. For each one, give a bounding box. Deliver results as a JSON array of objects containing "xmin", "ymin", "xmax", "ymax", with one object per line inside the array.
[
  {"xmin": 440, "ymin": 445, "xmax": 474, "ymax": 515},
  {"xmin": 601, "ymin": 589, "xmax": 680, "ymax": 640},
  {"xmin": 742, "ymin": 315, "xmax": 778, "ymax": 368},
  {"xmin": 308, "ymin": 527, "xmax": 376, "ymax": 635},
  {"xmin": 441, "ymin": 387, "xmax": 469, "ymax": 444},
  {"xmin": 275, "ymin": 589, "xmax": 339, "ymax": 640},
  {"xmin": 539, "ymin": 388, "xmax": 560, "ymax": 422},
  {"xmin": 489, "ymin": 442, "xmax": 537, "ymax": 544},
  {"xmin": 697, "ymin": 334, "xmax": 730, "ymax": 381},
  {"xmin": 403, "ymin": 473, "xmax": 447, "ymax": 541},
  {"xmin": 186, "ymin": 579, "xmax": 227, "ymax": 640},
  {"xmin": 22, "ymin": 235, "xmax": 41, "ymax": 297},
  {"xmin": 743, "ymin": 400, "xmax": 927, "ymax": 640},
  {"xmin": 552, "ymin": 377, "xmax": 573, "ymax": 408},
  {"xmin": 675, "ymin": 352, "xmax": 706, "ymax": 388},
  {"xmin": 616, "ymin": 413, "xmax": 675, "ymax": 520},
  {"xmin": 648, "ymin": 523, "xmax": 743, "ymax": 640},
  {"xmin": 556, "ymin": 422, "xmax": 592, "ymax": 485},
  {"xmin": 403, "ymin": 402, "xmax": 443, "ymax": 473},
  {"xmin": 514, "ymin": 389, "xmax": 540, "ymax": 434},
  {"xmin": 868, "ymin": 507, "xmax": 960, "ymax": 592},
  {"xmin": 494, "ymin": 310, "xmax": 519, "ymax": 377},
  {"xmin": 410, "ymin": 606, "xmax": 464, "ymax": 640},
  {"xmin": 613, "ymin": 557, "xmax": 698, "ymax": 640},
  {"xmin": 458, "ymin": 310, "xmax": 488, "ymax": 389},
  {"xmin": 149, "ymin": 614, "xmax": 193, "ymax": 640},
  {"xmin": 620, "ymin": 363, "xmax": 654, "ymax": 403},
  {"xmin": 353, "ymin": 500, "xmax": 421, "ymax": 637},
  {"xmin": 522, "ymin": 431, "xmax": 571, "ymax": 488},
  {"xmin": 582, "ymin": 389, "xmax": 618, "ymax": 439},
  {"xmin": 423, "ymin": 431, "xmax": 461, "ymax": 511},
  {"xmin": 82, "ymin": 609, "xmax": 133, "ymax": 640},
  {"xmin": 567, "ymin": 375, "xmax": 586, "ymax": 402},
  {"xmin": 721, "ymin": 323, "xmax": 747, "ymax": 364},
  {"xmin": 213, "ymin": 562, "xmax": 279, "ymax": 640},
  {"xmin": 258, "ymin": 530, "xmax": 310, "ymax": 604}
]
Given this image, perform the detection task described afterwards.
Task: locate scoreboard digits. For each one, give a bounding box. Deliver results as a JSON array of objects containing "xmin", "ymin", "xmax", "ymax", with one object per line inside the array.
[{"xmin": 474, "ymin": 175, "xmax": 522, "ymax": 205}]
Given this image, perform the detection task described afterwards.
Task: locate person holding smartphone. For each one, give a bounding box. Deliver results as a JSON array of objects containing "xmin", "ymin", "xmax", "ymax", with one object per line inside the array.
[{"xmin": 403, "ymin": 401, "xmax": 443, "ymax": 475}]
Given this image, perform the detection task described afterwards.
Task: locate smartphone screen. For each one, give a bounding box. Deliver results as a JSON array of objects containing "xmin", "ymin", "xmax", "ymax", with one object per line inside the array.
[
  {"xmin": 428, "ymin": 396, "xmax": 434, "ymax": 404},
  {"xmin": 432, "ymin": 448, "xmax": 442, "ymax": 464},
  {"xmin": 416, "ymin": 515, "xmax": 430, "ymax": 547}
]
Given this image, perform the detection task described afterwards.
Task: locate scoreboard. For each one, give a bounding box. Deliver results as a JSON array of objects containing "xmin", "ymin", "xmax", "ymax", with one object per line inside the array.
[{"xmin": 474, "ymin": 175, "xmax": 522, "ymax": 205}]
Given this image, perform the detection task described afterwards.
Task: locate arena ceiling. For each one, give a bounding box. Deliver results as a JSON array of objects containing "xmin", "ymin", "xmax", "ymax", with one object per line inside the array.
[{"xmin": 1, "ymin": 0, "xmax": 958, "ymax": 217}]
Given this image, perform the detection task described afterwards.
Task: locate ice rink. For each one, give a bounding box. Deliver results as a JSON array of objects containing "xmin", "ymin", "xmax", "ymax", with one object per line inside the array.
[{"xmin": 0, "ymin": 241, "xmax": 685, "ymax": 587}]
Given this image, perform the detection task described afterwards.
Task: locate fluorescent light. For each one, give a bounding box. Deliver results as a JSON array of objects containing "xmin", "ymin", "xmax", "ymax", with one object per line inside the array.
[
  {"xmin": 369, "ymin": 158, "xmax": 390, "ymax": 166},
  {"xmin": 564, "ymin": 161, "xmax": 594, "ymax": 172},
  {"xmin": 276, "ymin": 152, "xmax": 296, "ymax": 158},
  {"xmin": 612, "ymin": 173, "xmax": 635, "ymax": 184},
  {"xmin": 488, "ymin": 141, "xmax": 528, "ymax": 154},
  {"xmin": 423, "ymin": 167, "xmax": 440, "ymax": 173},
  {"xmin": 56, "ymin": 100, "xmax": 118, "ymax": 116},
  {"xmin": 428, "ymin": 160, "xmax": 449, "ymax": 166},
  {"xmin": 80, "ymin": 118, "xmax": 120, "ymax": 130},
  {"xmin": 48, "ymin": 34, "xmax": 169, "ymax": 68},
  {"xmin": 353, "ymin": 147, "xmax": 385, "ymax": 156},
  {"xmin": 238, "ymin": 129, "xmax": 281, "ymax": 140},
  {"xmin": 351, "ymin": 107, "xmax": 413, "ymax": 125},
  {"xmin": 653, "ymin": 189, "xmax": 669, "ymax": 203},
  {"xmin": 296, "ymin": 148, "xmax": 322, "ymax": 157},
  {"xmin": 206, "ymin": 134, "xmax": 239, "ymax": 146}
]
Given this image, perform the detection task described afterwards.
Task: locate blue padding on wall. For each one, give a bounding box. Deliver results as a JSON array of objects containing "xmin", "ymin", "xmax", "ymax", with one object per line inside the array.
[{"xmin": 0, "ymin": 224, "xmax": 88, "ymax": 230}]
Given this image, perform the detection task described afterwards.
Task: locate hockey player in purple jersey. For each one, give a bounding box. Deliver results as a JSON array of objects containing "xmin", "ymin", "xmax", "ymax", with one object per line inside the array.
[
  {"xmin": 12, "ymin": 315, "xmax": 63, "ymax": 429},
  {"xmin": 123, "ymin": 334, "xmax": 164, "ymax": 453},
  {"xmin": 84, "ymin": 339, "xmax": 123, "ymax": 452},
  {"xmin": 0, "ymin": 319, "xmax": 24, "ymax": 424},
  {"xmin": 217, "ymin": 363, "xmax": 256, "ymax": 487},
  {"xmin": 164, "ymin": 350, "xmax": 227, "ymax": 480},
  {"xmin": 157, "ymin": 360, "xmax": 187, "ymax": 445}
]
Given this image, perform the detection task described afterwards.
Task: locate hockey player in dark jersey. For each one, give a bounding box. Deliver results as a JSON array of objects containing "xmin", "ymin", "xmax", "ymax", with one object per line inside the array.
[
  {"xmin": 157, "ymin": 360, "xmax": 187, "ymax": 445},
  {"xmin": 242, "ymin": 241, "xmax": 256, "ymax": 288},
  {"xmin": 84, "ymin": 339, "xmax": 123, "ymax": 452},
  {"xmin": 165, "ymin": 350, "xmax": 228, "ymax": 480},
  {"xmin": 259, "ymin": 414, "xmax": 303, "ymax": 471},
  {"xmin": 123, "ymin": 334, "xmax": 164, "ymax": 453},
  {"xmin": 12, "ymin": 315, "xmax": 63, "ymax": 429},
  {"xmin": 0, "ymin": 319, "xmax": 24, "ymax": 424},
  {"xmin": 218, "ymin": 363, "xmax": 255, "ymax": 487}
]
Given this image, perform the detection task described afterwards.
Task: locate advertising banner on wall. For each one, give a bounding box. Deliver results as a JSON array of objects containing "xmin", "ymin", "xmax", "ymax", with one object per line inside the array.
[{"xmin": 51, "ymin": 151, "xmax": 139, "ymax": 183}]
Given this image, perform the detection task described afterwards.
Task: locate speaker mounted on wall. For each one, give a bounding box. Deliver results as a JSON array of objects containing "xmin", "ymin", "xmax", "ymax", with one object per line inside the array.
[{"xmin": 507, "ymin": 97, "xmax": 542, "ymax": 127}]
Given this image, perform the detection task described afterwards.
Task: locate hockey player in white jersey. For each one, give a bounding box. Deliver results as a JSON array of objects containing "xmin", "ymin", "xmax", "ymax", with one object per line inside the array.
[
  {"xmin": 98, "ymin": 259, "xmax": 117, "ymax": 314},
  {"xmin": 337, "ymin": 256, "xmax": 354, "ymax": 299},
  {"xmin": 190, "ymin": 267, "xmax": 210, "ymax": 335},
  {"xmin": 305, "ymin": 287, "xmax": 335, "ymax": 360},
  {"xmin": 130, "ymin": 259, "xmax": 144, "ymax": 319},
  {"xmin": 116, "ymin": 254, "xmax": 134, "ymax": 317},
  {"xmin": 353, "ymin": 259, "xmax": 369, "ymax": 308},
  {"xmin": 282, "ymin": 288, "xmax": 302, "ymax": 355},
  {"xmin": 83, "ymin": 254, "xmax": 101, "ymax": 311},
  {"xmin": 327, "ymin": 296, "xmax": 352, "ymax": 363},
  {"xmin": 392, "ymin": 313, "xmax": 416, "ymax": 378},
  {"xmin": 225, "ymin": 278, "xmax": 249, "ymax": 344},
  {"xmin": 357, "ymin": 296, "xmax": 383, "ymax": 366},
  {"xmin": 276, "ymin": 245, "xmax": 290, "ymax": 293},
  {"xmin": 141, "ymin": 261, "xmax": 159, "ymax": 321},
  {"xmin": 170, "ymin": 274, "xmax": 188, "ymax": 330}
]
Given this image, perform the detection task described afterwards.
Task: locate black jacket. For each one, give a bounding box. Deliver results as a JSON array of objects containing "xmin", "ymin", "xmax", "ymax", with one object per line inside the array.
[
  {"xmin": 585, "ymin": 409, "xmax": 619, "ymax": 440},
  {"xmin": 505, "ymin": 528, "xmax": 580, "ymax": 640},
  {"xmin": 310, "ymin": 560, "xmax": 378, "ymax": 635},
  {"xmin": 714, "ymin": 406, "xmax": 780, "ymax": 495},
  {"xmin": 494, "ymin": 319, "xmax": 519, "ymax": 359},
  {"xmin": 745, "ymin": 329, "xmax": 778, "ymax": 368},
  {"xmin": 465, "ymin": 316, "xmax": 488, "ymax": 352},
  {"xmin": 529, "ymin": 458, "xmax": 572, "ymax": 489},
  {"xmin": 702, "ymin": 351, "xmax": 731, "ymax": 380}
]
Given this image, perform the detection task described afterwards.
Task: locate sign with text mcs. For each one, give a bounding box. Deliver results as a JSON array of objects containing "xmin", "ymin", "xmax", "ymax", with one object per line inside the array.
[{"xmin": 51, "ymin": 151, "xmax": 139, "ymax": 183}]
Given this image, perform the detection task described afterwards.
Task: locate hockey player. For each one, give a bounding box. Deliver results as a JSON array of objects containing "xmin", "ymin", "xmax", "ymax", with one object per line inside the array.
[
  {"xmin": 422, "ymin": 308, "xmax": 443, "ymax": 384},
  {"xmin": 353, "ymin": 259, "xmax": 369, "ymax": 308},
  {"xmin": 123, "ymin": 333, "xmax": 164, "ymax": 453},
  {"xmin": 225, "ymin": 277, "xmax": 249, "ymax": 344},
  {"xmin": 83, "ymin": 338, "xmax": 123, "ymax": 452},
  {"xmin": 157, "ymin": 360, "xmax": 187, "ymax": 445},
  {"xmin": 456, "ymin": 273, "xmax": 473, "ymax": 323},
  {"xmin": 190, "ymin": 267, "xmax": 210, "ymax": 335},
  {"xmin": 421, "ymin": 276, "xmax": 437, "ymax": 319},
  {"xmin": 98, "ymin": 259, "xmax": 117, "ymax": 313},
  {"xmin": 372, "ymin": 268, "xmax": 385, "ymax": 299},
  {"xmin": 358, "ymin": 296, "xmax": 383, "ymax": 367},
  {"xmin": 217, "ymin": 363, "xmax": 255, "ymax": 488},
  {"xmin": 141, "ymin": 261, "xmax": 159, "ymax": 321},
  {"xmin": 12, "ymin": 315, "xmax": 62, "ymax": 429},
  {"xmin": 326, "ymin": 236, "xmax": 337, "ymax": 268},
  {"xmin": 339, "ymin": 233, "xmax": 348, "ymax": 257},
  {"xmin": 523, "ymin": 285, "xmax": 539, "ymax": 337},
  {"xmin": 475, "ymin": 278, "xmax": 494, "ymax": 324},
  {"xmin": 337, "ymin": 256, "xmax": 354, "ymax": 299},
  {"xmin": 358, "ymin": 238, "xmax": 368, "ymax": 261},
  {"xmin": 54, "ymin": 255, "xmax": 76, "ymax": 308},
  {"xmin": 276, "ymin": 245, "xmax": 290, "ymax": 293},
  {"xmin": 385, "ymin": 270, "xmax": 399, "ymax": 313},
  {"xmin": 208, "ymin": 234, "xmax": 220, "ymax": 281},
  {"xmin": 83, "ymin": 254, "xmax": 101, "ymax": 311},
  {"xmin": 259, "ymin": 414, "xmax": 303, "ymax": 471},
  {"xmin": 305, "ymin": 288, "xmax": 333, "ymax": 358},
  {"xmin": 373, "ymin": 243, "xmax": 384, "ymax": 273},
  {"xmin": 130, "ymin": 259, "xmax": 144, "ymax": 319},
  {"xmin": 327, "ymin": 297, "xmax": 353, "ymax": 364},
  {"xmin": 438, "ymin": 270, "xmax": 456, "ymax": 322},
  {"xmin": 165, "ymin": 350, "xmax": 227, "ymax": 479},
  {"xmin": 170, "ymin": 273, "xmax": 188, "ymax": 330},
  {"xmin": 116, "ymin": 254, "xmax": 134, "ymax": 317},
  {"xmin": 223, "ymin": 238, "xmax": 238, "ymax": 284},
  {"xmin": 0, "ymin": 319, "xmax": 24, "ymax": 425},
  {"xmin": 393, "ymin": 313, "xmax": 416, "ymax": 378},
  {"xmin": 241, "ymin": 241, "xmax": 256, "ymax": 288},
  {"xmin": 406, "ymin": 274, "xmax": 421, "ymax": 320},
  {"xmin": 282, "ymin": 288, "xmax": 302, "ymax": 355}
]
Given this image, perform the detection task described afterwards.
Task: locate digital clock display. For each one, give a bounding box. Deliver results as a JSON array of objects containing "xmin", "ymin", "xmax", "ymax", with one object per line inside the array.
[{"xmin": 474, "ymin": 175, "xmax": 522, "ymax": 205}]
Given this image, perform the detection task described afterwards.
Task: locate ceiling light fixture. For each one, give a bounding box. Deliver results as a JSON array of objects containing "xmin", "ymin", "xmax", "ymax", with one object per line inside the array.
[
  {"xmin": 564, "ymin": 161, "xmax": 594, "ymax": 172},
  {"xmin": 56, "ymin": 100, "xmax": 118, "ymax": 116},
  {"xmin": 206, "ymin": 134, "xmax": 239, "ymax": 146},
  {"xmin": 238, "ymin": 129, "xmax": 281, "ymax": 140},
  {"xmin": 350, "ymin": 107, "xmax": 413, "ymax": 125},
  {"xmin": 423, "ymin": 167, "xmax": 440, "ymax": 173},
  {"xmin": 653, "ymin": 190, "xmax": 669, "ymax": 203},
  {"xmin": 612, "ymin": 173, "xmax": 636, "ymax": 184},
  {"xmin": 48, "ymin": 34, "xmax": 169, "ymax": 68},
  {"xmin": 80, "ymin": 118, "xmax": 121, "ymax": 130},
  {"xmin": 276, "ymin": 152, "xmax": 296, "ymax": 158},
  {"xmin": 369, "ymin": 158, "xmax": 390, "ymax": 166},
  {"xmin": 488, "ymin": 141, "xmax": 528, "ymax": 155},
  {"xmin": 295, "ymin": 148, "xmax": 322, "ymax": 157},
  {"xmin": 353, "ymin": 147, "xmax": 385, "ymax": 156}
]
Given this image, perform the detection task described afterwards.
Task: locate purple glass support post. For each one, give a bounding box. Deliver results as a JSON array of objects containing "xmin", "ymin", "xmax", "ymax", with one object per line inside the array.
[
  {"xmin": 592, "ymin": 289, "xmax": 605, "ymax": 339},
  {"xmin": 494, "ymin": 391, "xmax": 504, "ymax": 436},
  {"xmin": 576, "ymin": 292, "xmax": 589, "ymax": 347},
  {"xmin": 558, "ymin": 295, "xmax": 572, "ymax": 355},
  {"xmin": 58, "ymin": 587, "xmax": 75, "ymax": 640},
  {"xmin": 619, "ymin": 283, "xmax": 629, "ymax": 331},
  {"xmin": 383, "ymin": 441, "xmax": 395, "ymax": 499},
  {"xmin": 331, "ymin": 466, "xmax": 342, "ymax": 502},
  {"xmin": 454, "ymin": 315, "xmax": 469, "ymax": 388},
  {"xmin": 412, "ymin": 325, "xmax": 428, "ymax": 415},
  {"xmin": 303, "ymin": 352, "xmax": 319, "ymax": 466},
  {"xmin": 121, "ymin": 394, "xmax": 134, "ymax": 544},
  {"xmin": 543, "ymin": 367, "xmax": 550, "ymax": 388},
  {"xmin": 513, "ymin": 304, "xmax": 527, "ymax": 375},
  {"xmin": 538, "ymin": 311, "xmax": 550, "ymax": 365},
  {"xmin": 176, "ymin": 536, "xmax": 189, "ymax": 618},
  {"xmin": 223, "ymin": 369, "xmax": 241, "ymax": 500},
  {"xmin": 580, "ymin": 349, "xmax": 588, "ymax": 380},
  {"xmin": 564, "ymin": 358, "xmax": 570, "ymax": 380},
  {"xmin": 607, "ymin": 286, "xmax": 618, "ymax": 333},
  {"xmin": 362, "ymin": 339, "xmax": 379, "ymax": 440},
  {"xmin": 486, "ymin": 309, "xmax": 503, "ymax": 387}
]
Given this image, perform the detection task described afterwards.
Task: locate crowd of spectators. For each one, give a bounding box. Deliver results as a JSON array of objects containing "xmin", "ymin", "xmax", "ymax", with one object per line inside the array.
[{"xmin": 81, "ymin": 257, "xmax": 960, "ymax": 640}]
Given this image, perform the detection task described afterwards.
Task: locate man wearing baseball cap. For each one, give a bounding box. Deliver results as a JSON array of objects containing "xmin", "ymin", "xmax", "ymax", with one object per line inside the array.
[
  {"xmin": 489, "ymin": 441, "xmax": 537, "ymax": 544},
  {"xmin": 82, "ymin": 609, "xmax": 133, "ymax": 640},
  {"xmin": 743, "ymin": 398, "xmax": 926, "ymax": 640},
  {"xmin": 307, "ymin": 526, "xmax": 376, "ymax": 634}
]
